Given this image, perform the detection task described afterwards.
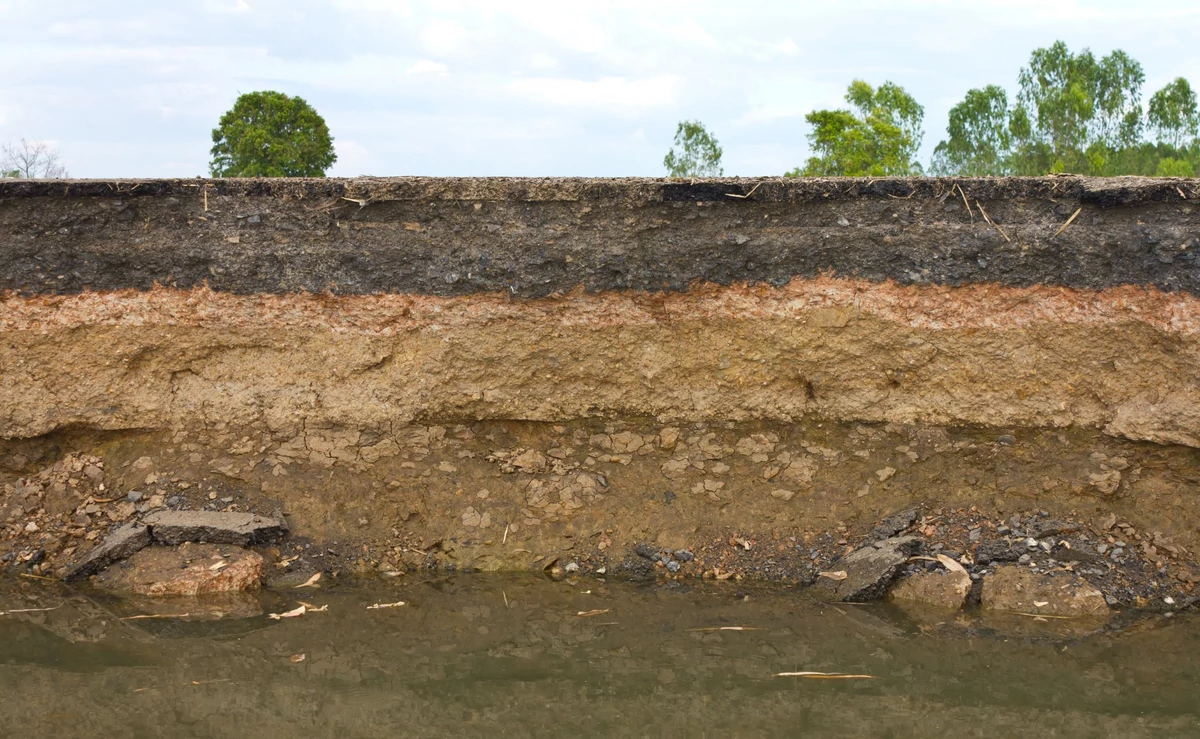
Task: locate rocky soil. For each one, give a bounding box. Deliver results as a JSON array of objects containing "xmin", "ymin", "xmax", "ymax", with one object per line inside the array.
[{"xmin": 1, "ymin": 418, "xmax": 1196, "ymax": 623}]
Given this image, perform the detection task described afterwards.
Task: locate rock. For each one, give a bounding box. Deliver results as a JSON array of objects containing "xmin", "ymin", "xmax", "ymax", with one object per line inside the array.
[
  {"xmin": 873, "ymin": 509, "xmax": 920, "ymax": 538},
  {"xmin": 634, "ymin": 543, "xmax": 659, "ymax": 560},
  {"xmin": 64, "ymin": 522, "xmax": 151, "ymax": 581},
  {"xmin": 809, "ymin": 536, "xmax": 922, "ymax": 602},
  {"xmin": 974, "ymin": 538, "xmax": 1022, "ymax": 564},
  {"xmin": 890, "ymin": 569, "xmax": 971, "ymax": 611},
  {"xmin": 94, "ymin": 542, "xmax": 263, "ymax": 596},
  {"xmin": 673, "ymin": 549, "xmax": 695, "ymax": 562},
  {"xmin": 981, "ymin": 565, "xmax": 1109, "ymax": 617},
  {"xmin": 143, "ymin": 510, "xmax": 288, "ymax": 546},
  {"xmin": 1029, "ymin": 519, "xmax": 1079, "ymax": 540}
]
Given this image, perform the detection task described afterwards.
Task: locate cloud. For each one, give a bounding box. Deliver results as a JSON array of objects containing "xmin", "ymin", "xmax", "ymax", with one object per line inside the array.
[
  {"xmin": 507, "ymin": 75, "xmax": 679, "ymax": 112},
  {"xmin": 203, "ymin": 0, "xmax": 251, "ymax": 14},
  {"xmin": 528, "ymin": 52, "xmax": 558, "ymax": 70},
  {"xmin": 420, "ymin": 21, "xmax": 468, "ymax": 57},
  {"xmin": 405, "ymin": 60, "xmax": 449, "ymax": 77}
]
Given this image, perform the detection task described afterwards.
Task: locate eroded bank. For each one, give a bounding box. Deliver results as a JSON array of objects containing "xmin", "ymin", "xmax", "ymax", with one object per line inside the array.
[{"xmin": 2, "ymin": 176, "xmax": 1199, "ymax": 612}]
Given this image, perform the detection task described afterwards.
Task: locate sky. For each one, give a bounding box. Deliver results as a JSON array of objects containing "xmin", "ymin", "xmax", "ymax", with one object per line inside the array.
[{"xmin": 1, "ymin": 0, "xmax": 1199, "ymax": 178}]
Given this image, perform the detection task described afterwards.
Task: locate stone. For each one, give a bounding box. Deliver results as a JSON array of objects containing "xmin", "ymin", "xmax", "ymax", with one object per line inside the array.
[
  {"xmin": 974, "ymin": 538, "xmax": 1021, "ymax": 564},
  {"xmin": 981, "ymin": 565, "xmax": 1109, "ymax": 617},
  {"xmin": 890, "ymin": 569, "xmax": 972, "ymax": 611},
  {"xmin": 634, "ymin": 543, "xmax": 659, "ymax": 560},
  {"xmin": 873, "ymin": 508, "xmax": 920, "ymax": 538},
  {"xmin": 809, "ymin": 536, "xmax": 922, "ymax": 602},
  {"xmin": 94, "ymin": 542, "xmax": 263, "ymax": 596},
  {"xmin": 143, "ymin": 510, "xmax": 288, "ymax": 546},
  {"xmin": 64, "ymin": 522, "xmax": 151, "ymax": 581}
]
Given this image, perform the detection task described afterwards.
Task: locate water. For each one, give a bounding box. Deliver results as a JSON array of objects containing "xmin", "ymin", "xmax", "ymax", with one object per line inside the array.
[{"xmin": 1, "ymin": 575, "xmax": 1197, "ymax": 738}]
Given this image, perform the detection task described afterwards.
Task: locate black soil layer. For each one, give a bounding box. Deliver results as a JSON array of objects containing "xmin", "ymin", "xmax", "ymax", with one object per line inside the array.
[{"xmin": 2, "ymin": 176, "xmax": 1199, "ymax": 296}]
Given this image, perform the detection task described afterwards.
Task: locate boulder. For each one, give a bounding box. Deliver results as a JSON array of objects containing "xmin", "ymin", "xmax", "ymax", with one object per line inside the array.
[
  {"xmin": 890, "ymin": 569, "xmax": 972, "ymax": 611},
  {"xmin": 810, "ymin": 536, "xmax": 921, "ymax": 601},
  {"xmin": 94, "ymin": 542, "xmax": 263, "ymax": 596},
  {"xmin": 982, "ymin": 565, "xmax": 1109, "ymax": 617},
  {"xmin": 143, "ymin": 510, "xmax": 288, "ymax": 546}
]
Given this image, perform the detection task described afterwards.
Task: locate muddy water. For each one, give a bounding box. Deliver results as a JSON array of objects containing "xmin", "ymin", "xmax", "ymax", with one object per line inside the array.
[{"xmin": 0, "ymin": 576, "xmax": 1197, "ymax": 738}]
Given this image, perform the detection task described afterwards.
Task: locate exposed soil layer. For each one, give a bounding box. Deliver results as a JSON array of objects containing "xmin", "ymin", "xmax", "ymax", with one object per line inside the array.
[
  {"xmin": 2, "ymin": 176, "xmax": 1199, "ymax": 296},
  {"xmin": 3, "ymin": 280, "xmax": 1200, "ymax": 446},
  {"xmin": 2, "ymin": 420, "xmax": 1198, "ymax": 610},
  {"xmin": 4, "ymin": 176, "xmax": 1200, "ymax": 594}
]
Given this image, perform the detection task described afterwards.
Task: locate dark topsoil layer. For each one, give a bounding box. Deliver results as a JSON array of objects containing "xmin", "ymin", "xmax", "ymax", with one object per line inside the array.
[{"xmin": 1, "ymin": 176, "xmax": 1198, "ymax": 297}]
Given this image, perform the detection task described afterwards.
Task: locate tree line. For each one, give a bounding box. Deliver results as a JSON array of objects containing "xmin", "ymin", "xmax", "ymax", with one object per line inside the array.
[
  {"xmin": 665, "ymin": 40, "xmax": 1200, "ymax": 179},
  {"xmin": 4, "ymin": 40, "xmax": 1196, "ymax": 180}
]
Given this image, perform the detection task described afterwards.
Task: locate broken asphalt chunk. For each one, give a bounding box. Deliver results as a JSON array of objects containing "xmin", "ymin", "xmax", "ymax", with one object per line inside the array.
[{"xmin": 142, "ymin": 510, "xmax": 288, "ymax": 547}]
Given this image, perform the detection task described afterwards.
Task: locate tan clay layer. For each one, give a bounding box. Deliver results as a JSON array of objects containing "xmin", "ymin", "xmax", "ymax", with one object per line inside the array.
[{"xmin": 2, "ymin": 278, "xmax": 1199, "ymax": 445}]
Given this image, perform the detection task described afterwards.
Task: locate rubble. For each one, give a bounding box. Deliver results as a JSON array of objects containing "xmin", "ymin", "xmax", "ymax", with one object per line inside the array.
[{"xmin": 143, "ymin": 510, "xmax": 288, "ymax": 546}]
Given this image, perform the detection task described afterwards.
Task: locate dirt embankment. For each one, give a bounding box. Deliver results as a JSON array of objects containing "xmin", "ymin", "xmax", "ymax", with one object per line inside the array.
[{"xmin": 2, "ymin": 176, "xmax": 1200, "ymax": 598}]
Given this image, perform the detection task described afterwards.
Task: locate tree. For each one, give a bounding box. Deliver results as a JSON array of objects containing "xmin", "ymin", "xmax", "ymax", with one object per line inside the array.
[
  {"xmin": 1012, "ymin": 41, "xmax": 1144, "ymax": 173},
  {"xmin": 1148, "ymin": 77, "xmax": 1199, "ymax": 149},
  {"xmin": 210, "ymin": 91, "xmax": 337, "ymax": 177},
  {"xmin": 2, "ymin": 139, "xmax": 68, "ymax": 178},
  {"xmin": 663, "ymin": 120, "xmax": 723, "ymax": 177},
  {"xmin": 791, "ymin": 80, "xmax": 924, "ymax": 177},
  {"xmin": 933, "ymin": 41, "xmax": 1157, "ymax": 176},
  {"xmin": 931, "ymin": 85, "xmax": 1012, "ymax": 176}
]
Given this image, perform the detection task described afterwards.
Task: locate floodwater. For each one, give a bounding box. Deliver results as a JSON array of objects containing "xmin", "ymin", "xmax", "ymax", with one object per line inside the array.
[{"xmin": 0, "ymin": 575, "xmax": 1197, "ymax": 738}]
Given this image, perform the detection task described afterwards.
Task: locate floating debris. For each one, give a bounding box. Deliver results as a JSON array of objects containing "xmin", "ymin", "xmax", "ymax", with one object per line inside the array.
[
  {"xmin": 775, "ymin": 671, "xmax": 875, "ymax": 679},
  {"xmin": 366, "ymin": 601, "xmax": 406, "ymax": 610},
  {"xmin": 268, "ymin": 605, "xmax": 307, "ymax": 620}
]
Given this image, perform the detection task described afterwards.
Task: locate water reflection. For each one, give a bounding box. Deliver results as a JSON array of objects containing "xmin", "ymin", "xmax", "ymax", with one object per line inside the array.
[{"xmin": 0, "ymin": 575, "xmax": 1197, "ymax": 737}]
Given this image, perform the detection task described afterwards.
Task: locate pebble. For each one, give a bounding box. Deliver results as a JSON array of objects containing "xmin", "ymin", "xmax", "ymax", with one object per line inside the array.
[
  {"xmin": 1110, "ymin": 548, "xmax": 1124, "ymax": 561},
  {"xmin": 126, "ymin": 491, "xmax": 143, "ymax": 503},
  {"xmin": 997, "ymin": 434, "xmax": 1015, "ymax": 445},
  {"xmin": 564, "ymin": 562, "xmax": 580, "ymax": 573},
  {"xmin": 674, "ymin": 549, "xmax": 695, "ymax": 562},
  {"xmin": 1025, "ymin": 538, "xmax": 1038, "ymax": 548},
  {"xmin": 166, "ymin": 496, "xmax": 182, "ymax": 508},
  {"xmin": 1018, "ymin": 554, "xmax": 1032, "ymax": 564},
  {"xmin": 666, "ymin": 561, "xmax": 681, "ymax": 573},
  {"xmin": 996, "ymin": 525, "xmax": 1010, "ymax": 535},
  {"xmin": 1097, "ymin": 544, "xmax": 1108, "ymax": 554},
  {"xmin": 1105, "ymin": 594, "xmax": 1119, "ymax": 606},
  {"xmin": 968, "ymin": 528, "xmax": 982, "ymax": 542}
]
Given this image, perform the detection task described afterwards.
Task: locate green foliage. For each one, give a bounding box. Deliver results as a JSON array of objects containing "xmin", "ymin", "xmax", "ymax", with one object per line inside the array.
[
  {"xmin": 931, "ymin": 85, "xmax": 1012, "ymax": 176},
  {"xmin": 210, "ymin": 91, "xmax": 337, "ymax": 177},
  {"xmin": 930, "ymin": 41, "xmax": 1200, "ymax": 177},
  {"xmin": 792, "ymin": 80, "xmax": 924, "ymax": 177},
  {"xmin": 1011, "ymin": 41, "xmax": 1144, "ymax": 173},
  {"xmin": 663, "ymin": 120, "xmax": 723, "ymax": 177},
  {"xmin": 1148, "ymin": 78, "xmax": 1199, "ymax": 148}
]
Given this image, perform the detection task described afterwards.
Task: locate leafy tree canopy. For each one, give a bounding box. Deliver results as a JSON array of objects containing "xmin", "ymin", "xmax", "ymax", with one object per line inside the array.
[
  {"xmin": 210, "ymin": 91, "xmax": 337, "ymax": 177},
  {"xmin": 790, "ymin": 80, "xmax": 924, "ymax": 177},
  {"xmin": 664, "ymin": 120, "xmax": 723, "ymax": 177},
  {"xmin": 1148, "ymin": 77, "xmax": 1199, "ymax": 149},
  {"xmin": 928, "ymin": 41, "xmax": 1200, "ymax": 177}
]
